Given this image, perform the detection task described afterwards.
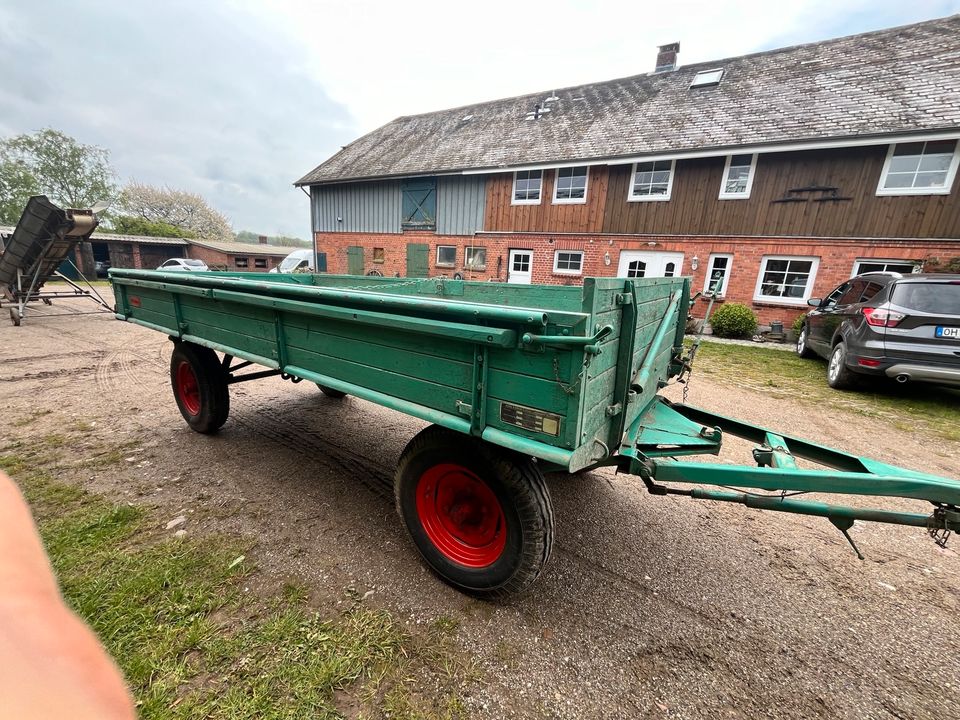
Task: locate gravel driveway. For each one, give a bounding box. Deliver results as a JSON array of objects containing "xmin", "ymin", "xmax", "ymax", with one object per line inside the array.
[{"xmin": 2, "ymin": 302, "xmax": 958, "ymax": 719}]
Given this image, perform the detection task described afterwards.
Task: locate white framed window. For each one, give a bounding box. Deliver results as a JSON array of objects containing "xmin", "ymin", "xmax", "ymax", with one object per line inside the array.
[
  {"xmin": 852, "ymin": 259, "xmax": 918, "ymax": 276},
  {"xmin": 719, "ymin": 154, "xmax": 756, "ymax": 199},
  {"xmin": 512, "ymin": 170, "xmax": 543, "ymax": 204},
  {"xmin": 553, "ymin": 166, "xmax": 589, "ymax": 204},
  {"xmin": 436, "ymin": 245, "xmax": 456, "ymax": 267},
  {"xmin": 876, "ymin": 140, "xmax": 959, "ymax": 196},
  {"xmin": 628, "ymin": 160, "xmax": 674, "ymax": 201},
  {"xmin": 465, "ymin": 246, "xmax": 487, "ymax": 270},
  {"xmin": 754, "ymin": 255, "xmax": 820, "ymax": 305},
  {"xmin": 704, "ymin": 254, "xmax": 733, "ymax": 296},
  {"xmin": 553, "ymin": 250, "xmax": 583, "ymax": 274}
]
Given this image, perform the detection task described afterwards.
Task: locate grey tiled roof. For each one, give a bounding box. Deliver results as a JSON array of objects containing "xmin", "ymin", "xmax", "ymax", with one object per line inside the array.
[{"xmin": 296, "ymin": 15, "xmax": 960, "ymax": 185}]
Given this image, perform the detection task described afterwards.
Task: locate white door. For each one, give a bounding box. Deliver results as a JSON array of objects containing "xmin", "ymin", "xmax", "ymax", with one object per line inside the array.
[
  {"xmin": 508, "ymin": 249, "xmax": 533, "ymax": 284},
  {"xmin": 617, "ymin": 251, "xmax": 684, "ymax": 279}
]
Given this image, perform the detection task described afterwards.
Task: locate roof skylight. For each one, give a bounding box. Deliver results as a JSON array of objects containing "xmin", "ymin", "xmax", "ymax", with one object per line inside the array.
[{"xmin": 691, "ymin": 68, "xmax": 724, "ymax": 88}]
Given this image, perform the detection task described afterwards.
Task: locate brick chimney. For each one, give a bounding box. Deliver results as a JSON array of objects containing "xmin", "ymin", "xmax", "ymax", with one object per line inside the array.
[
  {"xmin": 258, "ymin": 234, "xmax": 267, "ymax": 245},
  {"xmin": 655, "ymin": 43, "xmax": 680, "ymax": 72}
]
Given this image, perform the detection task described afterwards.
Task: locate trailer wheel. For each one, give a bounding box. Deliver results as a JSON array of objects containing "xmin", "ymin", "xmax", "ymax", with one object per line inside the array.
[
  {"xmin": 170, "ymin": 342, "xmax": 230, "ymax": 433},
  {"xmin": 395, "ymin": 425, "xmax": 554, "ymax": 599},
  {"xmin": 316, "ymin": 384, "xmax": 347, "ymax": 399}
]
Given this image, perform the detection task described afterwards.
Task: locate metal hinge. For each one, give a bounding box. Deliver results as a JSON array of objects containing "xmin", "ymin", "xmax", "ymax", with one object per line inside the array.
[
  {"xmin": 615, "ymin": 293, "xmax": 633, "ymax": 306},
  {"xmin": 455, "ymin": 400, "xmax": 473, "ymax": 417},
  {"xmin": 605, "ymin": 403, "xmax": 622, "ymax": 417}
]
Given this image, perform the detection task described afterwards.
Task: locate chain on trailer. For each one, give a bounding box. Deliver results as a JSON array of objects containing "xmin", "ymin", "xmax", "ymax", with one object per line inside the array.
[{"xmin": 673, "ymin": 290, "xmax": 721, "ymax": 403}]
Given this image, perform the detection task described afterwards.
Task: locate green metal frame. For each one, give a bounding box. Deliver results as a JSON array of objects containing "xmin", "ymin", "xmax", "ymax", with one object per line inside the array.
[
  {"xmin": 613, "ymin": 398, "xmax": 960, "ymax": 544},
  {"xmin": 108, "ymin": 268, "xmax": 960, "ymax": 548}
]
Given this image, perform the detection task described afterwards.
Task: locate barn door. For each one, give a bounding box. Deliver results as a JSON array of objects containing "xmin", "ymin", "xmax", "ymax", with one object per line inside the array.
[
  {"xmin": 405, "ymin": 243, "xmax": 429, "ymax": 278},
  {"xmin": 346, "ymin": 246, "xmax": 364, "ymax": 275}
]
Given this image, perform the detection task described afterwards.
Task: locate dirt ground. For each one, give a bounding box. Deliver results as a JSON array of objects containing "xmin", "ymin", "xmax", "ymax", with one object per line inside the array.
[{"xmin": 2, "ymin": 299, "xmax": 959, "ymax": 719}]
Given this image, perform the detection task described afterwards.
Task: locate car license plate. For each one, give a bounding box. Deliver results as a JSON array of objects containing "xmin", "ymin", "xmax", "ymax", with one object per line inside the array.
[{"xmin": 935, "ymin": 326, "xmax": 960, "ymax": 339}]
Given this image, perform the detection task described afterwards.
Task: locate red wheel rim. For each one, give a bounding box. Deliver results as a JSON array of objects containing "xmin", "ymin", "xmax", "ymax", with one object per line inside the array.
[
  {"xmin": 175, "ymin": 361, "xmax": 201, "ymax": 416},
  {"xmin": 415, "ymin": 463, "xmax": 506, "ymax": 568}
]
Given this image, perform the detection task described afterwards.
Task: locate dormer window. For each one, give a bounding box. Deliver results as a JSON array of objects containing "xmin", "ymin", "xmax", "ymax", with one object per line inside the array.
[{"xmin": 691, "ymin": 68, "xmax": 724, "ymax": 88}]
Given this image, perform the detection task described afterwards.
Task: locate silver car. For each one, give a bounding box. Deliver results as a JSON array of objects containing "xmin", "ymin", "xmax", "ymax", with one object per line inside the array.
[{"xmin": 157, "ymin": 258, "xmax": 208, "ymax": 272}]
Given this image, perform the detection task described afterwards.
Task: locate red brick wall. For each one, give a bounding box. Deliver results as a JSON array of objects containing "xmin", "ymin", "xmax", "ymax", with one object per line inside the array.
[{"xmin": 316, "ymin": 230, "xmax": 960, "ymax": 326}]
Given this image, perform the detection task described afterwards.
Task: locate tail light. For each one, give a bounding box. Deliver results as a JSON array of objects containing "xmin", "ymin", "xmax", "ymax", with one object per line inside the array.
[{"xmin": 862, "ymin": 307, "xmax": 905, "ymax": 328}]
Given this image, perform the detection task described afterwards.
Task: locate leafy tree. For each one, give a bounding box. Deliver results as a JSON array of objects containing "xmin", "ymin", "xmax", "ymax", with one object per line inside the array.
[
  {"xmin": 110, "ymin": 215, "xmax": 195, "ymax": 238},
  {"xmin": 0, "ymin": 128, "xmax": 116, "ymax": 224},
  {"xmin": 119, "ymin": 182, "xmax": 232, "ymax": 239}
]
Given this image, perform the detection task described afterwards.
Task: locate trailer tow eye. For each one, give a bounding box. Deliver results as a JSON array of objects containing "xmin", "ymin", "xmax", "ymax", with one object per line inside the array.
[{"xmin": 829, "ymin": 517, "xmax": 865, "ymax": 560}]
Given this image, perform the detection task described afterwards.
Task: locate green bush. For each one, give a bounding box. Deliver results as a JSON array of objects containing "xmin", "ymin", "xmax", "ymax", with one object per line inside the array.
[
  {"xmin": 709, "ymin": 303, "xmax": 758, "ymax": 338},
  {"xmin": 792, "ymin": 313, "xmax": 807, "ymax": 335}
]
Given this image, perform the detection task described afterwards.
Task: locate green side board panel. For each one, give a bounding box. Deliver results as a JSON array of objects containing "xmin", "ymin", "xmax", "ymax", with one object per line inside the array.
[{"xmin": 110, "ymin": 269, "xmax": 686, "ymax": 467}]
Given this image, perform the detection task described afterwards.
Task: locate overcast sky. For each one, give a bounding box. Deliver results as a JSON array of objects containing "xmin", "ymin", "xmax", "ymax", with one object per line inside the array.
[{"xmin": 1, "ymin": 0, "xmax": 958, "ymax": 239}]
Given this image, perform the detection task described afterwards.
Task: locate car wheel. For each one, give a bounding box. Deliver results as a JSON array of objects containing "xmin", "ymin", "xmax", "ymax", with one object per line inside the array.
[
  {"xmin": 826, "ymin": 342, "xmax": 858, "ymax": 390},
  {"xmin": 796, "ymin": 326, "xmax": 816, "ymax": 359}
]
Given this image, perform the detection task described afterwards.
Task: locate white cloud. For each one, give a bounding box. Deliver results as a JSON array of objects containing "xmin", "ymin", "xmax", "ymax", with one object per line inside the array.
[{"xmin": 231, "ymin": 0, "xmax": 960, "ymax": 130}]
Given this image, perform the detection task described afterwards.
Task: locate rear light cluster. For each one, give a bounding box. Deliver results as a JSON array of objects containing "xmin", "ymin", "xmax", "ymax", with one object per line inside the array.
[{"xmin": 862, "ymin": 307, "xmax": 906, "ymax": 328}]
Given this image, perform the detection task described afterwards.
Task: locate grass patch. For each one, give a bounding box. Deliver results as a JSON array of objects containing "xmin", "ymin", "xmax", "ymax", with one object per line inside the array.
[
  {"xmin": 693, "ymin": 340, "xmax": 960, "ymax": 442},
  {"xmin": 14, "ymin": 469, "xmax": 469, "ymax": 719},
  {"xmin": 12, "ymin": 409, "xmax": 52, "ymax": 427}
]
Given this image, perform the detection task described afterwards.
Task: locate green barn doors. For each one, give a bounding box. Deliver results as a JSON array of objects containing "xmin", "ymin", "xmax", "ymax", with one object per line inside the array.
[
  {"xmin": 347, "ymin": 246, "xmax": 364, "ymax": 275},
  {"xmin": 406, "ymin": 243, "xmax": 429, "ymax": 278}
]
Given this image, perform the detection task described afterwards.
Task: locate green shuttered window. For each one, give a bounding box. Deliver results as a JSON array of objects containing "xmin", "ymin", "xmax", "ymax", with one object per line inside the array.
[{"xmin": 401, "ymin": 178, "xmax": 437, "ymax": 229}]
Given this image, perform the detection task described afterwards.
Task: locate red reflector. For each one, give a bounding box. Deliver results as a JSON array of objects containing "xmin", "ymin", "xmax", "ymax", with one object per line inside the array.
[
  {"xmin": 862, "ymin": 307, "xmax": 905, "ymax": 328},
  {"xmin": 130, "ymin": 296, "xmax": 141, "ymax": 307},
  {"xmin": 858, "ymin": 358, "xmax": 882, "ymax": 367}
]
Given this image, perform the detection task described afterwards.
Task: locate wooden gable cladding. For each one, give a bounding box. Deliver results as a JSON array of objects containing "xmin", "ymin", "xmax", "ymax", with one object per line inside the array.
[
  {"xmin": 484, "ymin": 167, "xmax": 609, "ymax": 233},
  {"xmin": 602, "ymin": 146, "xmax": 960, "ymax": 239}
]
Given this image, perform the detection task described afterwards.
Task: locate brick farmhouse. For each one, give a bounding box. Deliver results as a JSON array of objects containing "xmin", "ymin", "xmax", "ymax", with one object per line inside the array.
[{"xmin": 296, "ymin": 16, "xmax": 960, "ymax": 325}]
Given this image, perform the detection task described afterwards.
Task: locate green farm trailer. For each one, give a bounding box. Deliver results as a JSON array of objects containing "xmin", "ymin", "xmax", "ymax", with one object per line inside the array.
[{"xmin": 109, "ymin": 269, "xmax": 960, "ymax": 598}]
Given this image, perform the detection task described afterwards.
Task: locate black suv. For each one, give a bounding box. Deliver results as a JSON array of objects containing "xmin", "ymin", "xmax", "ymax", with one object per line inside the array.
[{"xmin": 797, "ymin": 272, "xmax": 960, "ymax": 389}]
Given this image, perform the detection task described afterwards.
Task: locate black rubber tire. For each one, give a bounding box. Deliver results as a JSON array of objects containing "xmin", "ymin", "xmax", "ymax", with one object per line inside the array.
[
  {"xmin": 394, "ymin": 425, "xmax": 554, "ymax": 599},
  {"xmin": 826, "ymin": 341, "xmax": 858, "ymax": 390},
  {"xmin": 316, "ymin": 384, "xmax": 347, "ymax": 399},
  {"xmin": 169, "ymin": 342, "xmax": 230, "ymax": 433},
  {"xmin": 796, "ymin": 325, "xmax": 816, "ymax": 359}
]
